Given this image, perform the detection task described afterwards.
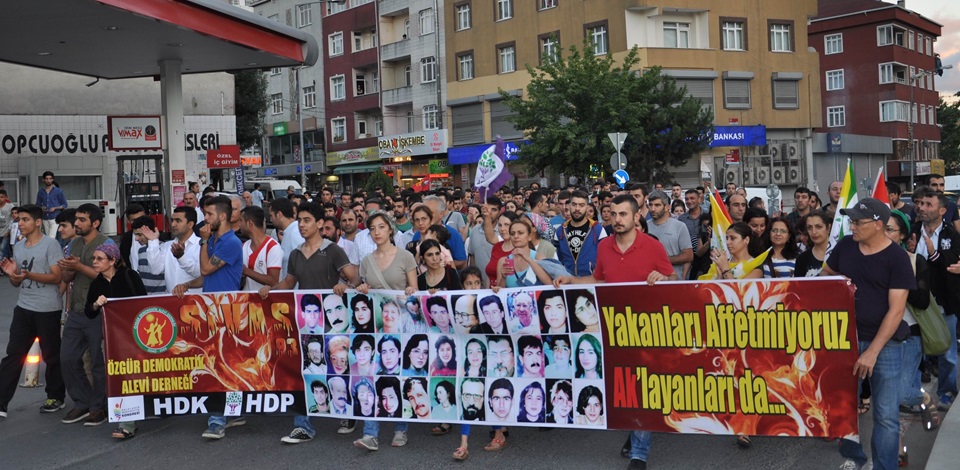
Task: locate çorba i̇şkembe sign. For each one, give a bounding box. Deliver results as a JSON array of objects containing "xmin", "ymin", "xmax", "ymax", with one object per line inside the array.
[{"xmin": 102, "ymin": 278, "xmax": 858, "ymax": 438}]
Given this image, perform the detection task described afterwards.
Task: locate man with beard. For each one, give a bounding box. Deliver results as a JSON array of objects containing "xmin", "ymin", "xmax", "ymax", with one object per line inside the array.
[
  {"xmin": 58, "ymin": 204, "xmax": 114, "ymax": 427},
  {"xmin": 726, "ymin": 193, "xmax": 748, "ymax": 224},
  {"xmin": 487, "ymin": 336, "xmax": 515, "ymax": 378},
  {"xmin": 324, "ymin": 294, "xmax": 350, "ymax": 334},
  {"xmin": 510, "ymin": 292, "xmax": 539, "ymax": 334},
  {"xmin": 555, "ymin": 190, "xmax": 607, "ymax": 276},
  {"xmin": 239, "ymin": 206, "xmax": 280, "ymax": 292},
  {"xmin": 328, "ymin": 376, "xmax": 351, "ymax": 415},
  {"xmin": 139, "ymin": 207, "xmax": 202, "ymax": 295},
  {"xmin": 646, "ymin": 191, "xmax": 693, "ymax": 280},
  {"xmin": 393, "ymin": 198, "xmax": 413, "ymax": 243},
  {"xmin": 517, "ymin": 336, "xmax": 544, "ymax": 378},
  {"xmin": 36, "ymin": 171, "xmax": 67, "ymax": 238},
  {"xmin": 258, "ymin": 203, "xmax": 358, "ymax": 443},
  {"xmin": 554, "ymin": 194, "xmax": 674, "ymax": 470},
  {"xmin": 320, "ymin": 216, "xmax": 359, "ymax": 267},
  {"xmin": 477, "ymin": 294, "xmax": 508, "ymax": 334},
  {"xmin": 460, "ymin": 378, "xmax": 485, "ymax": 421},
  {"xmin": 678, "ymin": 189, "xmax": 708, "ymax": 279},
  {"xmin": 302, "ymin": 338, "xmax": 325, "ymax": 374}
]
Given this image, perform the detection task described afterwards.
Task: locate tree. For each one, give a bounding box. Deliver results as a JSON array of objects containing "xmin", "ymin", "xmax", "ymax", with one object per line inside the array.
[
  {"xmin": 499, "ymin": 40, "xmax": 713, "ymax": 183},
  {"xmin": 364, "ymin": 171, "xmax": 396, "ymax": 198},
  {"xmin": 234, "ymin": 70, "xmax": 268, "ymax": 150},
  {"xmin": 940, "ymin": 93, "xmax": 960, "ymax": 174}
]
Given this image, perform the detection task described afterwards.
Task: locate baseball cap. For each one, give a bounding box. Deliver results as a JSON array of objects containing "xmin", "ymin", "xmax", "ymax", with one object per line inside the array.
[{"xmin": 839, "ymin": 198, "xmax": 891, "ymax": 223}]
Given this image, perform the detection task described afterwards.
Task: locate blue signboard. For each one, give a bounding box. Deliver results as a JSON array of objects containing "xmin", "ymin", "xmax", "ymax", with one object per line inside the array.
[
  {"xmin": 708, "ymin": 125, "xmax": 767, "ymax": 147},
  {"xmin": 614, "ymin": 170, "xmax": 629, "ymax": 188},
  {"xmin": 448, "ymin": 141, "xmax": 527, "ymax": 165}
]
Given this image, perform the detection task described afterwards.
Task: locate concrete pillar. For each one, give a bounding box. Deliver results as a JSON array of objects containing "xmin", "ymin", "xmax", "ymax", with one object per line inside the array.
[{"xmin": 160, "ymin": 60, "xmax": 185, "ymax": 212}]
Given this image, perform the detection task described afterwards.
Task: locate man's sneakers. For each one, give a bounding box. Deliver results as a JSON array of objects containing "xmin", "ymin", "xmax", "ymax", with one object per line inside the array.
[
  {"xmin": 627, "ymin": 459, "xmax": 646, "ymax": 470},
  {"xmin": 202, "ymin": 417, "xmax": 247, "ymax": 439},
  {"xmin": 62, "ymin": 408, "xmax": 90, "ymax": 424},
  {"xmin": 391, "ymin": 431, "xmax": 408, "ymax": 447},
  {"xmin": 84, "ymin": 410, "xmax": 107, "ymax": 426},
  {"xmin": 354, "ymin": 435, "xmax": 379, "ymax": 451},
  {"xmin": 281, "ymin": 427, "xmax": 313, "ymax": 444},
  {"xmin": 839, "ymin": 459, "xmax": 871, "ymax": 470},
  {"xmin": 338, "ymin": 419, "xmax": 356, "ymax": 434},
  {"xmin": 937, "ymin": 394, "xmax": 954, "ymax": 412},
  {"xmin": 40, "ymin": 399, "xmax": 65, "ymax": 413}
]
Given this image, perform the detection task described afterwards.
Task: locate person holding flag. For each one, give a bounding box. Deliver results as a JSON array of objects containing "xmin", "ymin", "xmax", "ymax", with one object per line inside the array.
[
  {"xmin": 473, "ymin": 138, "xmax": 512, "ymax": 203},
  {"xmin": 825, "ymin": 160, "xmax": 859, "ymax": 259},
  {"xmin": 698, "ymin": 189, "xmax": 768, "ymax": 280}
]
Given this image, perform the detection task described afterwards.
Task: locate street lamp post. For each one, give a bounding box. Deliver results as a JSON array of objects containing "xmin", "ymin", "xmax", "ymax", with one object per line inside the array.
[{"xmin": 908, "ymin": 64, "xmax": 952, "ymax": 190}]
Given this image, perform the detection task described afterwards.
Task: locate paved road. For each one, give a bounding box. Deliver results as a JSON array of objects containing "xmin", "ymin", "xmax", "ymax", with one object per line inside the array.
[{"xmin": 0, "ymin": 280, "xmax": 942, "ymax": 469}]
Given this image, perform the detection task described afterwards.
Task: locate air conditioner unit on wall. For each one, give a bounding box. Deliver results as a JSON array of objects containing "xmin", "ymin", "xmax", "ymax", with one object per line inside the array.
[
  {"xmin": 726, "ymin": 169, "xmax": 738, "ymax": 184},
  {"xmin": 742, "ymin": 168, "xmax": 753, "ymax": 185},
  {"xmin": 787, "ymin": 142, "xmax": 801, "ymax": 160},
  {"xmin": 773, "ymin": 166, "xmax": 787, "ymax": 184},
  {"xmin": 755, "ymin": 167, "xmax": 771, "ymax": 185},
  {"xmin": 769, "ymin": 144, "xmax": 779, "ymax": 160},
  {"xmin": 786, "ymin": 162, "xmax": 803, "ymax": 183}
]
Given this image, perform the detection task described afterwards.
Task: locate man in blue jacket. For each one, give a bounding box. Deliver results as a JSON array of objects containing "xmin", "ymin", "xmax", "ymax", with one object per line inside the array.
[
  {"xmin": 554, "ymin": 190, "xmax": 607, "ymax": 276},
  {"xmin": 36, "ymin": 171, "xmax": 67, "ymax": 239}
]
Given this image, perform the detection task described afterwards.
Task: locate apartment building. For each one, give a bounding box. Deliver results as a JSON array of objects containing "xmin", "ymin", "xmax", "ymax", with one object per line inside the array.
[
  {"xmin": 810, "ymin": 0, "xmax": 943, "ymax": 189},
  {"xmin": 445, "ymin": 0, "xmax": 822, "ymax": 193}
]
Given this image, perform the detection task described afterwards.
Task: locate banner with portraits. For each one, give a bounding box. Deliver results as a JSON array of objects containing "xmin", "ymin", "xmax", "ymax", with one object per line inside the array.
[{"xmin": 102, "ymin": 278, "xmax": 858, "ymax": 438}]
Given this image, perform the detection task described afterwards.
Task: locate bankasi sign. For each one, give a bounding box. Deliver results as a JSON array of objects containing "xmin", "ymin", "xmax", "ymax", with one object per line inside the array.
[
  {"xmin": 708, "ymin": 125, "xmax": 767, "ymax": 148},
  {"xmin": 378, "ymin": 130, "xmax": 447, "ymax": 157},
  {"xmin": 107, "ymin": 116, "xmax": 162, "ymax": 150},
  {"xmin": 102, "ymin": 279, "xmax": 858, "ymax": 439},
  {"xmin": 206, "ymin": 145, "xmax": 241, "ymax": 168}
]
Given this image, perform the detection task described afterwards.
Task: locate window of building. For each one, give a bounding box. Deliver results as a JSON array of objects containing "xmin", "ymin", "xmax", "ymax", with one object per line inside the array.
[
  {"xmin": 926, "ymin": 37, "xmax": 932, "ymax": 56},
  {"xmin": 330, "ymin": 75, "xmax": 345, "ymax": 101},
  {"xmin": 540, "ymin": 0, "xmax": 556, "ymax": 10},
  {"xmin": 297, "ymin": 4, "xmax": 312, "ymax": 27},
  {"xmin": 769, "ymin": 22, "xmax": 792, "ymax": 52},
  {"xmin": 456, "ymin": 3, "xmax": 471, "ymax": 31},
  {"xmin": 917, "ymin": 33, "xmax": 924, "ymax": 52},
  {"xmin": 673, "ymin": 78, "xmax": 715, "ymax": 114},
  {"xmin": 722, "ymin": 20, "xmax": 745, "ymax": 51},
  {"xmin": 772, "ymin": 78, "xmax": 799, "ymax": 109},
  {"xmin": 457, "ymin": 52, "xmax": 474, "ymax": 80},
  {"xmin": 827, "ymin": 106, "xmax": 845, "ymax": 127},
  {"xmin": 326, "ymin": 1, "xmax": 346, "ymax": 15},
  {"xmin": 354, "ymin": 32, "xmax": 362, "ymax": 51},
  {"xmin": 407, "ymin": 111, "xmax": 415, "ymax": 133},
  {"xmin": 404, "ymin": 65, "xmax": 412, "ymax": 86},
  {"xmin": 587, "ymin": 23, "xmax": 608, "ymax": 55},
  {"xmin": 824, "ymin": 33, "xmax": 842, "ymax": 54},
  {"xmin": 421, "ymin": 56, "xmax": 437, "ymax": 83},
  {"xmin": 879, "ymin": 100, "xmax": 908, "ymax": 122},
  {"xmin": 540, "ymin": 33, "xmax": 560, "ymax": 63},
  {"xmin": 908, "ymin": 31, "xmax": 915, "ymax": 50},
  {"xmin": 877, "ymin": 24, "xmax": 905, "ymax": 47},
  {"xmin": 496, "ymin": 0, "xmax": 512, "ymax": 21},
  {"xmin": 355, "ymin": 74, "xmax": 366, "ymax": 96},
  {"xmin": 357, "ymin": 119, "xmax": 368, "ymax": 137},
  {"xmin": 270, "ymin": 93, "xmax": 283, "ymax": 115},
  {"xmin": 270, "ymin": 67, "xmax": 282, "ymax": 75},
  {"xmin": 912, "ymin": 103, "xmax": 918, "ymax": 123},
  {"xmin": 404, "ymin": 18, "xmax": 410, "ymax": 38},
  {"xmin": 331, "ymin": 118, "xmax": 346, "ymax": 142},
  {"xmin": 663, "ymin": 22, "xmax": 690, "ymax": 48},
  {"xmin": 826, "ymin": 70, "xmax": 844, "ymax": 91},
  {"xmin": 303, "ymin": 86, "xmax": 316, "ymax": 108},
  {"xmin": 498, "ymin": 44, "xmax": 516, "ymax": 73},
  {"xmin": 56, "ymin": 175, "xmax": 103, "ymax": 201},
  {"xmin": 929, "ymin": 105, "xmax": 935, "ymax": 124},
  {"xmin": 419, "ymin": 8, "xmax": 434, "ymax": 35},
  {"xmin": 723, "ymin": 79, "xmax": 751, "ymax": 109},
  {"xmin": 920, "ymin": 104, "xmax": 927, "ymax": 124},
  {"xmin": 879, "ymin": 63, "xmax": 894, "ymax": 84},
  {"xmin": 423, "ymin": 105, "xmax": 439, "ymax": 130},
  {"xmin": 329, "ymin": 32, "xmax": 343, "ymax": 56}
]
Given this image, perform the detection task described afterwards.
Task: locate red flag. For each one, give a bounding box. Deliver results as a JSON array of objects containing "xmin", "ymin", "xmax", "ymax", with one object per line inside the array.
[{"xmin": 872, "ymin": 168, "xmax": 889, "ymax": 207}]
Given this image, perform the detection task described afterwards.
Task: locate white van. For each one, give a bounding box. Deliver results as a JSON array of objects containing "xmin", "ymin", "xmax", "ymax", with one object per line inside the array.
[
  {"xmin": 244, "ymin": 179, "xmax": 303, "ymax": 204},
  {"xmin": 944, "ymin": 175, "xmax": 960, "ymax": 193}
]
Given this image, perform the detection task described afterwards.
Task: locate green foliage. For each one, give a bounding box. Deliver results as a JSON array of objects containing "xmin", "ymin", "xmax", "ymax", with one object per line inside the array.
[
  {"xmin": 499, "ymin": 40, "xmax": 713, "ymax": 183},
  {"xmin": 234, "ymin": 70, "xmax": 268, "ymax": 150},
  {"xmin": 364, "ymin": 171, "xmax": 396, "ymax": 197},
  {"xmin": 940, "ymin": 93, "xmax": 960, "ymax": 174}
]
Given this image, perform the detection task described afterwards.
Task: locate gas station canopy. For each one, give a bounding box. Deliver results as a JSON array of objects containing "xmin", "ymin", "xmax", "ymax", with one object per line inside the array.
[{"xmin": 1, "ymin": 0, "xmax": 319, "ymax": 79}]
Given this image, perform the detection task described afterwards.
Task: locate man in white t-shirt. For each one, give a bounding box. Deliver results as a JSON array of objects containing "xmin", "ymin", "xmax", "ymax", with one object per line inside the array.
[{"xmin": 240, "ymin": 206, "xmax": 281, "ymax": 291}]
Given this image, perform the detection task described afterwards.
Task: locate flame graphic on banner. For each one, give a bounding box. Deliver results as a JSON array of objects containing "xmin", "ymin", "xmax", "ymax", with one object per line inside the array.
[{"xmin": 663, "ymin": 281, "xmax": 841, "ymax": 437}]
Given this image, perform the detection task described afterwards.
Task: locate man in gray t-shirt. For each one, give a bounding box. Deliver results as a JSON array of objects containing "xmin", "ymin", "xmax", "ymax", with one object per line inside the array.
[
  {"xmin": 0, "ymin": 204, "xmax": 66, "ymax": 416},
  {"xmin": 646, "ymin": 192, "xmax": 693, "ymax": 279}
]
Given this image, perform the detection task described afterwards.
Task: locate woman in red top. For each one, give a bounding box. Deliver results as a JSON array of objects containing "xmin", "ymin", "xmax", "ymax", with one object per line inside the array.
[{"xmin": 484, "ymin": 212, "xmax": 520, "ymax": 286}]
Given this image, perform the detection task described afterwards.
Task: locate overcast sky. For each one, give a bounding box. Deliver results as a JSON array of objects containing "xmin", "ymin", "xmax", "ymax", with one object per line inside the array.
[{"xmin": 896, "ymin": 0, "xmax": 960, "ymax": 96}]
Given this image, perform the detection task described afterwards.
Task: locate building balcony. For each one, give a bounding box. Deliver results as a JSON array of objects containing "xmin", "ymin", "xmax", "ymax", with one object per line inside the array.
[
  {"xmin": 382, "ymin": 86, "xmax": 413, "ymax": 106},
  {"xmin": 381, "ymin": 38, "xmax": 413, "ymax": 63}
]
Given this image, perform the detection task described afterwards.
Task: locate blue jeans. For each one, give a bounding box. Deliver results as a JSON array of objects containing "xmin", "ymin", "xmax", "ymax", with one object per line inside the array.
[
  {"xmin": 294, "ymin": 415, "xmax": 315, "ymax": 438},
  {"xmin": 629, "ymin": 430, "xmax": 652, "ymax": 461},
  {"xmin": 900, "ymin": 335, "xmax": 924, "ymax": 408},
  {"xmin": 839, "ymin": 340, "xmax": 902, "ymax": 470},
  {"xmin": 937, "ymin": 314, "xmax": 958, "ymax": 401},
  {"xmin": 0, "ymin": 235, "xmax": 10, "ymax": 260},
  {"xmin": 362, "ymin": 419, "xmax": 409, "ymax": 437}
]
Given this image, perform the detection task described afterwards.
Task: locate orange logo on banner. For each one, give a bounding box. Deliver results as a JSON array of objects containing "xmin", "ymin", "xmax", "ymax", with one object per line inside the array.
[{"xmin": 133, "ymin": 308, "xmax": 178, "ymax": 354}]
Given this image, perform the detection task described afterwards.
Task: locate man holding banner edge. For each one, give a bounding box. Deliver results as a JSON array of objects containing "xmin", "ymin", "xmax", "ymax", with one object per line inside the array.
[{"xmin": 555, "ymin": 193, "xmax": 675, "ymax": 470}]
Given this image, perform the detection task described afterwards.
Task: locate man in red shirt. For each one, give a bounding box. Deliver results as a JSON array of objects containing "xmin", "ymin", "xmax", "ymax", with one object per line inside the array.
[{"xmin": 555, "ymin": 193, "xmax": 674, "ymax": 470}]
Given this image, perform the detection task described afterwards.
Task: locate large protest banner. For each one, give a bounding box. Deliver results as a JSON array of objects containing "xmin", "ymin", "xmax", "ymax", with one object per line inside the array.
[{"xmin": 102, "ymin": 278, "xmax": 857, "ymax": 438}]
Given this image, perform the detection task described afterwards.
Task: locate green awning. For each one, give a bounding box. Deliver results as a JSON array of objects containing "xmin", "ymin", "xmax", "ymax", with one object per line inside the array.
[{"xmin": 333, "ymin": 163, "xmax": 383, "ymax": 175}]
